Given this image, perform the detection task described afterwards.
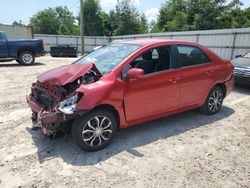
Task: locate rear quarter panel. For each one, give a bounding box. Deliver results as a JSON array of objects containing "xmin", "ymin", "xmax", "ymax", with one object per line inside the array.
[{"xmin": 202, "ymin": 47, "xmax": 234, "ymax": 101}]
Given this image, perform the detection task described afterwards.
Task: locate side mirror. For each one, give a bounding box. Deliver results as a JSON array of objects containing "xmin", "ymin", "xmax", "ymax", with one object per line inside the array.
[
  {"xmin": 235, "ymin": 54, "xmax": 242, "ymax": 58},
  {"xmin": 126, "ymin": 68, "xmax": 144, "ymax": 80}
]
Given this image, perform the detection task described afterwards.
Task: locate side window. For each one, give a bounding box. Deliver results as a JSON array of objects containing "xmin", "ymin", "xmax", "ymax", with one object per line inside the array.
[
  {"xmin": 126, "ymin": 48, "xmax": 159, "ymax": 75},
  {"xmin": 122, "ymin": 46, "xmax": 172, "ymax": 79},
  {"xmin": 0, "ymin": 34, "xmax": 3, "ymax": 40},
  {"xmin": 177, "ymin": 45, "xmax": 210, "ymax": 67},
  {"xmin": 134, "ymin": 56, "xmax": 143, "ymax": 61}
]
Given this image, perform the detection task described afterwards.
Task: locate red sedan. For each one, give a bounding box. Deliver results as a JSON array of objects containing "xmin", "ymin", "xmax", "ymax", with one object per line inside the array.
[{"xmin": 27, "ymin": 39, "xmax": 234, "ymax": 151}]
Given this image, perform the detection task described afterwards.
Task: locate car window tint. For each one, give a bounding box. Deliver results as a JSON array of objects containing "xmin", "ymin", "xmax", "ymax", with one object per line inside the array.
[
  {"xmin": 135, "ymin": 56, "xmax": 143, "ymax": 61},
  {"xmin": 155, "ymin": 46, "xmax": 171, "ymax": 72},
  {"xmin": 126, "ymin": 46, "xmax": 171, "ymax": 76},
  {"xmin": 0, "ymin": 34, "xmax": 3, "ymax": 40},
  {"xmin": 177, "ymin": 45, "xmax": 210, "ymax": 67}
]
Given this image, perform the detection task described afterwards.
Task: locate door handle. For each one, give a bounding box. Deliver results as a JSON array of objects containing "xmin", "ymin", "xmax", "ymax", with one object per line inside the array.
[{"xmin": 169, "ymin": 77, "xmax": 180, "ymax": 84}]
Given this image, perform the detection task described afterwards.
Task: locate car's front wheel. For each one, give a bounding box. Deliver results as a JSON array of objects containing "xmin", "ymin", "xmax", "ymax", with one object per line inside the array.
[
  {"xmin": 72, "ymin": 109, "xmax": 118, "ymax": 151},
  {"xmin": 201, "ymin": 86, "xmax": 224, "ymax": 115}
]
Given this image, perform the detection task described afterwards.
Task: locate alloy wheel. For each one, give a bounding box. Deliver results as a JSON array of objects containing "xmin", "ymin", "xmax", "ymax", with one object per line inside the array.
[
  {"xmin": 82, "ymin": 116, "xmax": 113, "ymax": 147},
  {"xmin": 208, "ymin": 90, "xmax": 223, "ymax": 112}
]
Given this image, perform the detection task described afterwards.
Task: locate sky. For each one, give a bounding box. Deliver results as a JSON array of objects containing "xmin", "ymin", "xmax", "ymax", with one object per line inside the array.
[{"xmin": 0, "ymin": 0, "xmax": 250, "ymax": 25}]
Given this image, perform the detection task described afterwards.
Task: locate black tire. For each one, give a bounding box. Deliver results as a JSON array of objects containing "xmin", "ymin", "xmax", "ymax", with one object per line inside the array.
[
  {"xmin": 18, "ymin": 51, "xmax": 35, "ymax": 65},
  {"xmin": 72, "ymin": 109, "xmax": 118, "ymax": 152},
  {"xmin": 200, "ymin": 86, "xmax": 224, "ymax": 115}
]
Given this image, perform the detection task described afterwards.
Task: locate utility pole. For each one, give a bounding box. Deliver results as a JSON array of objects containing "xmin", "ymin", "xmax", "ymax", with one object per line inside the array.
[{"xmin": 80, "ymin": 0, "xmax": 85, "ymax": 54}]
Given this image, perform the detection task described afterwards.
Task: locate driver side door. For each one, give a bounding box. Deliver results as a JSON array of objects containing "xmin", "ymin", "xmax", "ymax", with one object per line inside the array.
[{"xmin": 123, "ymin": 45, "xmax": 181, "ymax": 124}]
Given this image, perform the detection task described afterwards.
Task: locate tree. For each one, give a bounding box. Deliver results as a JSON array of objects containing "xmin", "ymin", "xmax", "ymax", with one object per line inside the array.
[
  {"xmin": 156, "ymin": 0, "xmax": 243, "ymax": 32},
  {"xmin": 139, "ymin": 13, "xmax": 148, "ymax": 33},
  {"xmin": 82, "ymin": 0, "xmax": 105, "ymax": 36},
  {"xmin": 220, "ymin": 3, "xmax": 250, "ymax": 28},
  {"xmin": 149, "ymin": 20, "xmax": 161, "ymax": 33},
  {"xmin": 55, "ymin": 6, "xmax": 79, "ymax": 35},
  {"xmin": 102, "ymin": 10, "xmax": 119, "ymax": 36},
  {"xmin": 115, "ymin": 0, "xmax": 142, "ymax": 35},
  {"xmin": 157, "ymin": 0, "xmax": 187, "ymax": 31},
  {"xmin": 30, "ymin": 6, "xmax": 79, "ymax": 35},
  {"xmin": 12, "ymin": 20, "xmax": 25, "ymax": 26}
]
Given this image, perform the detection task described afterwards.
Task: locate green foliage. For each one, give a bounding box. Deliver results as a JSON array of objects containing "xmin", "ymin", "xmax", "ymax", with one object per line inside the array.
[
  {"xmin": 221, "ymin": 6, "xmax": 250, "ymax": 28},
  {"xmin": 101, "ymin": 10, "xmax": 119, "ymax": 36},
  {"xmin": 149, "ymin": 20, "xmax": 161, "ymax": 33},
  {"xmin": 12, "ymin": 21, "xmax": 25, "ymax": 26},
  {"xmin": 139, "ymin": 13, "xmax": 148, "ymax": 33},
  {"xmin": 156, "ymin": 0, "xmax": 249, "ymax": 32},
  {"xmin": 30, "ymin": 6, "xmax": 79, "ymax": 35},
  {"xmin": 157, "ymin": 0, "xmax": 187, "ymax": 31},
  {"xmin": 115, "ymin": 0, "xmax": 142, "ymax": 35},
  {"xmin": 29, "ymin": 0, "xmax": 250, "ymax": 36},
  {"xmin": 82, "ymin": 0, "xmax": 105, "ymax": 36}
]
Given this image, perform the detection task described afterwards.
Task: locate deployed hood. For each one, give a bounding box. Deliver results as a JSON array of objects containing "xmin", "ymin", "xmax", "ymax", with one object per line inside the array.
[
  {"xmin": 231, "ymin": 57, "xmax": 250, "ymax": 69},
  {"xmin": 37, "ymin": 64, "xmax": 97, "ymax": 85}
]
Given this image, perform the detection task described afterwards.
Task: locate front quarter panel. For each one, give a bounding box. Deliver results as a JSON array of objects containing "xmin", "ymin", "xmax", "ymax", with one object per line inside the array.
[{"xmin": 75, "ymin": 72, "xmax": 128, "ymax": 127}]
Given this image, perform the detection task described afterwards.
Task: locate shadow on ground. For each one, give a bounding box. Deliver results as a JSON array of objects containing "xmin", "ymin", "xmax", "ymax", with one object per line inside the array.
[
  {"xmin": 27, "ymin": 106, "xmax": 234, "ymax": 166},
  {"xmin": 0, "ymin": 62, "xmax": 45, "ymax": 67},
  {"xmin": 233, "ymin": 85, "xmax": 250, "ymax": 94}
]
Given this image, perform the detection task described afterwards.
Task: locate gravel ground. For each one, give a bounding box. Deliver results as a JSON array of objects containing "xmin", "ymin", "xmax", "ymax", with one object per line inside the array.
[{"xmin": 0, "ymin": 56, "xmax": 249, "ymax": 188}]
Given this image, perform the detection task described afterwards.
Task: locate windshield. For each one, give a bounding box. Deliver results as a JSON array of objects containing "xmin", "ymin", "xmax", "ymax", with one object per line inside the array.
[
  {"xmin": 74, "ymin": 43, "xmax": 141, "ymax": 75},
  {"xmin": 243, "ymin": 52, "xmax": 250, "ymax": 58}
]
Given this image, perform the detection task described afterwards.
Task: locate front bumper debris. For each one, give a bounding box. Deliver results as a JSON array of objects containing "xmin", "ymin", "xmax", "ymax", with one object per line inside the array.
[{"xmin": 26, "ymin": 95, "xmax": 76, "ymax": 135}]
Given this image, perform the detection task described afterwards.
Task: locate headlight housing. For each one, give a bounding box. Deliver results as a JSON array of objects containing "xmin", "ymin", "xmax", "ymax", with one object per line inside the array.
[{"xmin": 58, "ymin": 93, "xmax": 81, "ymax": 114}]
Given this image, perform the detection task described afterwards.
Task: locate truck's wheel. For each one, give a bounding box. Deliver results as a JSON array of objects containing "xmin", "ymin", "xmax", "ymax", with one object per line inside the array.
[
  {"xmin": 200, "ymin": 86, "xmax": 224, "ymax": 115},
  {"xmin": 72, "ymin": 109, "xmax": 118, "ymax": 152},
  {"xmin": 18, "ymin": 51, "xmax": 35, "ymax": 65}
]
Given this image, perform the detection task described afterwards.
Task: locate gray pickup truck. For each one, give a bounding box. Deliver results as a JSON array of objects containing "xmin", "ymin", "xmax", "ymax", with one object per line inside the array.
[{"xmin": 0, "ymin": 31, "xmax": 45, "ymax": 65}]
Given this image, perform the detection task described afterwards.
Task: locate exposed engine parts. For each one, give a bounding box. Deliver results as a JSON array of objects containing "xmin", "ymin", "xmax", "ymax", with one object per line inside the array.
[
  {"xmin": 29, "ymin": 68, "xmax": 101, "ymax": 135},
  {"xmin": 81, "ymin": 69, "xmax": 99, "ymax": 84}
]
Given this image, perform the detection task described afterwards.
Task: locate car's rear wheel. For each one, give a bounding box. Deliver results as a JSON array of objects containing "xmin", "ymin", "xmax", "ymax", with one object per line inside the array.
[
  {"xmin": 201, "ymin": 86, "xmax": 224, "ymax": 115},
  {"xmin": 72, "ymin": 109, "xmax": 118, "ymax": 151},
  {"xmin": 18, "ymin": 51, "xmax": 35, "ymax": 65}
]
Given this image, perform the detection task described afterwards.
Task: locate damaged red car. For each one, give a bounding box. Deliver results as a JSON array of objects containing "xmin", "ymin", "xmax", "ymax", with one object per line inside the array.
[{"xmin": 27, "ymin": 39, "xmax": 234, "ymax": 151}]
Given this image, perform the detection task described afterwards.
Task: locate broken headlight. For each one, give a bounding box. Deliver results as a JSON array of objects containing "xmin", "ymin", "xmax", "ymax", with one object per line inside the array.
[{"xmin": 58, "ymin": 93, "xmax": 80, "ymax": 114}]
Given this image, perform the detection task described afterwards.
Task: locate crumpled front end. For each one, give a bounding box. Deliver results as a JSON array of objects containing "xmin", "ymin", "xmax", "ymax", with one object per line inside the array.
[
  {"xmin": 26, "ymin": 82, "xmax": 77, "ymax": 135},
  {"xmin": 26, "ymin": 64, "xmax": 101, "ymax": 135}
]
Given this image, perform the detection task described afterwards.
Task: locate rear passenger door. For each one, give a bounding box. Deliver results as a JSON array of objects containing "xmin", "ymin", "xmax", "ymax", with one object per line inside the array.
[{"xmin": 174, "ymin": 45, "xmax": 215, "ymax": 108}]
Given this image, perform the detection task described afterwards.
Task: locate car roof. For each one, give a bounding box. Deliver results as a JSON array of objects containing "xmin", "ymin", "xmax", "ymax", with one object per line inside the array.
[{"xmin": 115, "ymin": 39, "xmax": 198, "ymax": 46}]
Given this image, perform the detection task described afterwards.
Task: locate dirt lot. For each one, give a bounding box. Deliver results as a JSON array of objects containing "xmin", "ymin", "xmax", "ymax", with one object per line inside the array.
[{"xmin": 0, "ymin": 56, "xmax": 249, "ymax": 188}]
